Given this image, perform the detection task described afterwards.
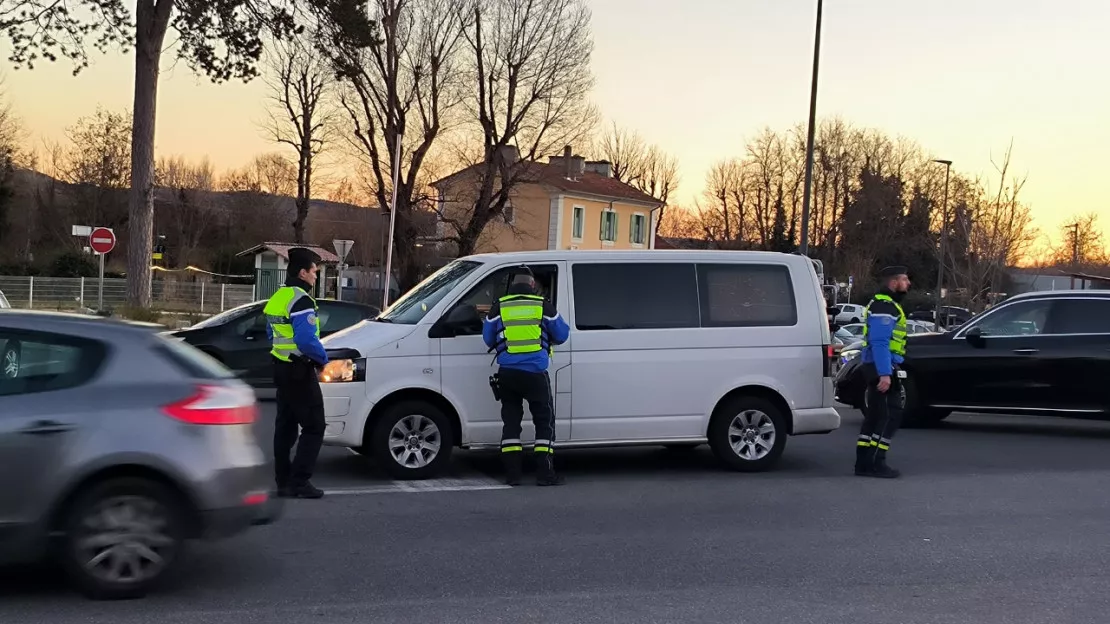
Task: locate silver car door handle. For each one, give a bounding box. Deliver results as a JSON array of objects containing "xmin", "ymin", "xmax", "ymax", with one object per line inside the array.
[
  {"xmin": 20, "ymin": 420, "xmax": 74, "ymax": 435},
  {"xmin": 1012, "ymin": 348, "xmax": 1038, "ymax": 355}
]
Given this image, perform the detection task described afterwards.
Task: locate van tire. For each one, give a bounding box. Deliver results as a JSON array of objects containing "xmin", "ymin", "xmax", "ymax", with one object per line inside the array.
[
  {"xmin": 707, "ymin": 396, "xmax": 788, "ymax": 472},
  {"xmin": 370, "ymin": 400, "xmax": 454, "ymax": 480}
]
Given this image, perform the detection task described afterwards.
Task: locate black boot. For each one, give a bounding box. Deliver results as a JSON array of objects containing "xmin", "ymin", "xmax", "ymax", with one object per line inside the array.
[
  {"xmin": 502, "ymin": 452, "xmax": 522, "ymax": 486},
  {"xmin": 289, "ymin": 481, "xmax": 325, "ymax": 498},
  {"xmin": 536, "ymin": 453, "xmax": 564, "ymax": 486},
  {"xmin": 869, "ymin": 451, "xmax": 901, "ymax": 479},
  {"xmin": 854, "ymin": 445, "xmax": 874, "ymax": 476}
]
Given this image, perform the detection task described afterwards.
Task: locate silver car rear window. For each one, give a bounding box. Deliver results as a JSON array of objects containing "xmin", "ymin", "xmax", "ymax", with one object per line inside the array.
[{"xmin": 153, "ymin": 335, "xmax": 234, "ymax": 380}]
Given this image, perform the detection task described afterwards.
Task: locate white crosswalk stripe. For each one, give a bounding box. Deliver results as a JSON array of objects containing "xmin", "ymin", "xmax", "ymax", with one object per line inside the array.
[{"xmin": 324, "ymin": 476, "xmax": 510, "ymax": 496}]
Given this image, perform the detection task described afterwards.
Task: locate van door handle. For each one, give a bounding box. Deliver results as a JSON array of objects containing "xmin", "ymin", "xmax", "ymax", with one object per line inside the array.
[
  {"xmin": 1012, "ymin": 348, "xmax": 1038, "ymax": 355},
  {"xmin": 19, "ymin": 420, "xmax": 74, "ymax": 435}
]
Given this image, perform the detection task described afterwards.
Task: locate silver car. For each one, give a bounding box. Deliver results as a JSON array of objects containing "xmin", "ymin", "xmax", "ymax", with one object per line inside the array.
[{"xmin": 0, "ymin": 311, "xmax": 280, "ymax": 599}]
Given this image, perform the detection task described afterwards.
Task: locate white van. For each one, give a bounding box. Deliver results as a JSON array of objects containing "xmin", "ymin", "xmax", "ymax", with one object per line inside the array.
[{"xmin": 317, "ymin": 250, "xmax": 840, "ymax": 479}]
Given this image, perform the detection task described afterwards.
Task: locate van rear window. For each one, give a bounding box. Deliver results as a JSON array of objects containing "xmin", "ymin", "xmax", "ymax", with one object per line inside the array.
[{"xmin": 696, "ymin": 264, "xmax": 797, "ymax": 327}]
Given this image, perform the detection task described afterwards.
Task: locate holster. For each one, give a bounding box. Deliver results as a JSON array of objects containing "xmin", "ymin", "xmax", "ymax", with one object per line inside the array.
[{"xmin": 489, "ymin": 373, "xmax": 502, "ymax": 402}]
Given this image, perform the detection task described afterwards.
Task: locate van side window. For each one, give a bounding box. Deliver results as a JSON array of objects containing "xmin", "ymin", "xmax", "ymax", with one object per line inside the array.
[
  {"xmin": 442, "ymin": 264, "xmax": 559, "ymax": 337},
  {"xmin": 696, "ymin": 263, "xmax": 797, "ymax": 327},
  {"xmin": 572, "ymin": 263, "xmax": 699, "ymax": 330}
]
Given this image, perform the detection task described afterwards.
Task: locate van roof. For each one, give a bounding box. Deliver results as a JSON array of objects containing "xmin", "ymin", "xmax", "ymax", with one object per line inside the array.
[{"xmin": 461, "ymin": 249, "xmax": 812, "ymax": 265}]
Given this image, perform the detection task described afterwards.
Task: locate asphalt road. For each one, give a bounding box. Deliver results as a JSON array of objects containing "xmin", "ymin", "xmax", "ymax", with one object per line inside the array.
[{"xmin": 5, "ymin": 406, "xmax": 1110, "ymax": 623}]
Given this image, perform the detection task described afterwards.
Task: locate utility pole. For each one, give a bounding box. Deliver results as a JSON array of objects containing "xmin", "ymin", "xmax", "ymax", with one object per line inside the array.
[
  {"xmin": 932, "ymin": 159, "xmax": 952, "ymax": 329},
  {"xmin": 1069, "ymin": 222, "xmax": 1080, "ymax": 289},
  {"xmin": 799, "ymin": 0, "xmax": 823, "ymax": 257}
]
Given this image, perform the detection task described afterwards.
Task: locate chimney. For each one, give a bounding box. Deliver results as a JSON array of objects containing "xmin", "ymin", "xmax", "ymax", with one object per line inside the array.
[
  {"xmin": 563, "ymin": 145, "xmax": 572, "ymax": 178},
  {"xmin": 585, "ymin": 160, "xmax": 612, "ymax": 178},
  {"xmin": 497, "ymin": 144, "xmax": 520, "ymax": 165}
]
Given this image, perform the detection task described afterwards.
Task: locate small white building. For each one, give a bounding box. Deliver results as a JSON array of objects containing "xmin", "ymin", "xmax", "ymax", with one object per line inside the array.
[{"xmin": 237, "ymin": 242, "xmax": 339, "ymax": 300}]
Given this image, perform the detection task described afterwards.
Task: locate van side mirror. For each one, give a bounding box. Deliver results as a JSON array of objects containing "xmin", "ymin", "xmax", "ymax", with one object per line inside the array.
[
  {"xmin": 429, "ymin": 304, "xmax": 482, "ymax": 338},
  {"xmin": 964, "ymin": 326, "xmax": 985, "ymax": 347}
]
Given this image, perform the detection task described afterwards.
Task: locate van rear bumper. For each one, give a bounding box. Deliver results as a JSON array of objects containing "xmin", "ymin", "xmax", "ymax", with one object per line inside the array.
[{"xmin": 792, "ymin": 407, "xmax": 840, "ymax": 435}]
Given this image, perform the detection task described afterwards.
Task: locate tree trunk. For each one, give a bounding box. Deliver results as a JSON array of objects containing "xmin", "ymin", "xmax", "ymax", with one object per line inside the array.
[{"xmin": 126, "ymin": 0, "xmax": 172, "ymax": 308}]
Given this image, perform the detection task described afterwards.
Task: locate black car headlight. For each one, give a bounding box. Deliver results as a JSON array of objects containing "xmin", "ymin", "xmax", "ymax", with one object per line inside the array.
[{"xmin": 319, "ymin": 357, "xmax": 366, "ymax": 383}]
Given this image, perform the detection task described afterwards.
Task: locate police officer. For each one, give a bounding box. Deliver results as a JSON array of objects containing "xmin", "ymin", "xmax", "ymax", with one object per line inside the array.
[
  {"xmin": 266, "ymin": 247, "xmax": 329, "ymax": 499},
  {"xmin": 855, "ymin": 265, "xmax": 911, "ymax": 479},
  {"xmin": 482, "ymin": 271, "xmax": 570, "ymax": 486}
]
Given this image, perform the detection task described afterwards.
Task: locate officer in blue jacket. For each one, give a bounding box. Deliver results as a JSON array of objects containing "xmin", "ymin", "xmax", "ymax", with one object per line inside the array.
[
  {"xmin": 483, "ymin": 271, "xmax": 571, "ymax": 486},
  {"xmin": 855, "ymin": 265, "xmax": 911, "ymax": 479},
  {"xmin": 265, "ymin": 247, "xmax": 330, "ymax": 499}
]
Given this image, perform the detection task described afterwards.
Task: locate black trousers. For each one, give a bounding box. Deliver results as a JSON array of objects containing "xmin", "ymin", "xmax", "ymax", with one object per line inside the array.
[
  {"xmin": 497, "ymin": 368, "xmax": 556, "ymax": 453},
  {"xmin": 273, "ymin": 357, "xmax": 326, "ymax": 487},
  {"xmin": 857, "ymin": 370, "xmax": 904, "ymax": 457}
]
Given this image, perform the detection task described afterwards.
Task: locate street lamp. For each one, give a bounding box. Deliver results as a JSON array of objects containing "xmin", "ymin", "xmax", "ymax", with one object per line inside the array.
[
  {"xmin": 933, "ymin": 159, "xmax": 952, "ymax": 329},
  {"xmin": 799, "ymin": 0, "xmax": 823, "ymax": 257}
]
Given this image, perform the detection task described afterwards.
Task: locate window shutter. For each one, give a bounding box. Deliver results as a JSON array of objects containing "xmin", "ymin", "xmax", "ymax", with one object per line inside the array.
[
  {"xmin": 613, "ymin": 213, "xmax": 618, "ymax": 242},
  {"xmin": 599, "ymin": 211, "xmax": 605, "ymax": 239}
]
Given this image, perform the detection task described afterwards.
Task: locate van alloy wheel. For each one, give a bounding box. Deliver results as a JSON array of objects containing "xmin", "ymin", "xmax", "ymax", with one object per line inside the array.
[
  {"xmin": 388, "ymin": 414, "xmax": 442, "ymax": 469},
  {"xmin": 727, "ymin": 410, "xmax": 776, "ymax": 461}
]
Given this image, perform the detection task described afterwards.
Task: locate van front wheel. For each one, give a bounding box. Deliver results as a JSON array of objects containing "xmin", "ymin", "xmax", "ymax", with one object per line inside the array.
[
  {"xmin": 708, "ymin": 396, "xmax": 788, "ymax": 472},
  {"xmin": 370, "ymin": 401, "xmax": 454, "ymax": 480}
]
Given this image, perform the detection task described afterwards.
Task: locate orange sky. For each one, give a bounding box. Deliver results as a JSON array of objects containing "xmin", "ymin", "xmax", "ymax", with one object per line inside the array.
[{"xmin": 3, "ymin": 0, "xmax": 1107, "ymax": 250}]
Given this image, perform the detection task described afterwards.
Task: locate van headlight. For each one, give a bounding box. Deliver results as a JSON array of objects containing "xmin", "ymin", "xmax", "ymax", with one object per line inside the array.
[
  {"xmin": 319, "ymin": 358, "xmax": 366, "ymax": 383},
  {"xmin": 840, "ymin": 349, "xmax": 861, "ymax": 363}
]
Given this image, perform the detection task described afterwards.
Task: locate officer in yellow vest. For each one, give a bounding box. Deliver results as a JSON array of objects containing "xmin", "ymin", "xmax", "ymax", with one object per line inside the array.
[
  {"xmin": 482, "ymin": 271, "xmax": 570, "ymax": 486},
  {"xmin": 265, "ymin": 247, "xmax": 329, "ymax": 499},
  {"xmin": 855, "ymin": 265, "xmax": 911, "ymax": 479}
]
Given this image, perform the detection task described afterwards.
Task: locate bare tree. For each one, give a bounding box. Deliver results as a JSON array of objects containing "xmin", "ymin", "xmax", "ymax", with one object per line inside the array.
[
  {"xmin": 596, "ymin": 122, "xmax": 679, "ymax": 233},
  {"xmin": 1052, "ymin": 212, "xmax": 1108, "ymax": 270},
  {"xmin": 61, "ymin": 107, "xmax": 133, "ymax": 229},
  {"xmin": 441, "ymin": 0, "xmax": 597, "ymax": 257},
  {"xmin": 321, "ymin": 0, "xmax": 468, "ymax": 286},
  {"xmin": 262, "ymin": 38, "xmax": 336, "ymax": 243},
  {"xmin": 155, "ymin": 155, "xmax": 217, "ymax": 266}
]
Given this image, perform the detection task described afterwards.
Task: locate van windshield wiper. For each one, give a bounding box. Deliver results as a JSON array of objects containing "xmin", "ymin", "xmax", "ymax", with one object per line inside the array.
[{"xmin": 373, "ymin": 316, "xmax": 393, "ymax": 323}]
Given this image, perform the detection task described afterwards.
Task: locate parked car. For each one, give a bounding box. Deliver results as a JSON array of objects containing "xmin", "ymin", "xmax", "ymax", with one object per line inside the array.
[
  {"xmin": 909, "ymin": 305, "xmax": 971, "ymax": 327},
  {"xmin": 315, "ymin": 250, "xmax": 842, "ymax": 479},
  {"xmin": 840, "ymin": 322, "xmax": 865, "ymax": 338},
  {"xmin": 169, "ymin": 298, "xmax": 379, "ymax": 387},
  {"xmin": 0, "ymin": 311, "xmax": 279, "ymax": 599},
  {"xmin": 834, "ymin": 290, "xmax": 1110, "ymax": 425},
  {"xmin": 0, "ymin": 289, "xmax": 10, "ymax": 309},
  {"xmin": 833, "ymin": 303, "xmax": 866, "ymax": 325}
]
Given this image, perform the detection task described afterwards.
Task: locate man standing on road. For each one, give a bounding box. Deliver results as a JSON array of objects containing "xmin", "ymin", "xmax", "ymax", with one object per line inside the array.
[
  {"xmin": 265, "ymin": 247, "xmax": 329, "ymax": 499},
  {"xmin": 483, "ymin": 270, "xmax": 570, "ymax": 486},
  {"xmin": 855, "ymin": 265, "xmax": 911, "ymax": 479}
]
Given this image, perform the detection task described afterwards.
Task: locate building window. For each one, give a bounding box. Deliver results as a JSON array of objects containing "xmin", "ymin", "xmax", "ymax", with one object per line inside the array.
[
  {"xmin": 600, "ymin": 210, "xmax": 618, "ymax": 242},
  {"xmin": 502, "ymin": 202, "xmax": 515, "ymax": 225},
  {"xmin": 630, "ymin": 213, "xmax": 646, "ymax": 245},
  {"xmin": 572, "ymin": 206, "xmax": 584, "ymax": 240}
]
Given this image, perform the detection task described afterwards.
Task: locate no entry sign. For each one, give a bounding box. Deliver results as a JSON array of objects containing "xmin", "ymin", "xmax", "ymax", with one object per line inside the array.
[{"xmin": 89, "ymin": 227, "xmax": 116, "ymax": 255}]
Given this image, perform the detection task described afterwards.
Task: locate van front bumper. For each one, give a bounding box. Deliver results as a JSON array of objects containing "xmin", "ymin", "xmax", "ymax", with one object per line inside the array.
[
  {"xmin": 792, "ymin": 407, "xmax": 840, "ymax": 435},
  {"xmin": 321, "ymin": 381, "xmax": 372, "ymax": 447}
]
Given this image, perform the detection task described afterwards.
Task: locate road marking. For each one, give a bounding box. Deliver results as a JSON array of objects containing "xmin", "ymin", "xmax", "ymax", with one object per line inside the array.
[{"xmin": 324, "ymin": 476, "xmax": 510, "ymax": 496}]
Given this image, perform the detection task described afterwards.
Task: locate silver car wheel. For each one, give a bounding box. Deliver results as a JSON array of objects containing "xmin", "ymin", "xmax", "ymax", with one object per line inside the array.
[
  {"xmin": 2, "ymin": 347, "xmax": 18, "ymax": 379},
  {"xmin": 728, "ymin": 409, "xmax": 776, "ymax": 461},
  {"xmin": 76, "ymin": 495, "xmax": 175, "ymax": 585},
  {"xmin": 388, "ymin": 414, "xmax": 442, "ymax": 469}
]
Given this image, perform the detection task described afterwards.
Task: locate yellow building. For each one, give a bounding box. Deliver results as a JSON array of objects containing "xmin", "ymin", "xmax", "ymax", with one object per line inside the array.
[{"xmin": 431, "ymin": 146, "xmax": 664, "ymax": 254}]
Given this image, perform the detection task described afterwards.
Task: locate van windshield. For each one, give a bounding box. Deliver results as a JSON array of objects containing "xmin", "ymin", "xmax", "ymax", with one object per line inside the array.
[{"xmin": 376, "ymin": 260, "xmax": 482, "ymax": 325}]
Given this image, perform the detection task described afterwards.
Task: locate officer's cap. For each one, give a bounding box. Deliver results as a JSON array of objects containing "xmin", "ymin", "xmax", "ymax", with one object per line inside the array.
[{"xmin": 879, "ymin": 265, "xmax": 908, "ymax": 279}]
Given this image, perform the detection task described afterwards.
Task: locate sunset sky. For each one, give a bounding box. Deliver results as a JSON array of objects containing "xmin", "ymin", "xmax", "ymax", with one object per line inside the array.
[{"xmin": 3, "ymin": 0, "xmax": 1107, "ymax": 249}]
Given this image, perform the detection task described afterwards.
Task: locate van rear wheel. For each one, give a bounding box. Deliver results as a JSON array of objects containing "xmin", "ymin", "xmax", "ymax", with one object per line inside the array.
[{"xmin": 708, "ymin": 396, "xmax": 788, "ymax": 472}]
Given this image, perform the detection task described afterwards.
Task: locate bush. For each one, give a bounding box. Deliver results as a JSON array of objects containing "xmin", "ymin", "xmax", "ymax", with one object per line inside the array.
[
  {"xmin": 48, "ymin": 251, "xmax": 98, "ymax": 278},
  {"xmin": 116, "ymin": 307, "xmax": 164, "ymax": 324}
]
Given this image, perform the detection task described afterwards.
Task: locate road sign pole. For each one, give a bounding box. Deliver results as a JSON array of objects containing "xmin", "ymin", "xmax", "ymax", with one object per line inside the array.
[{"xmin": 98, "ymin": 252, "xmax": 105, "ymax": 311}]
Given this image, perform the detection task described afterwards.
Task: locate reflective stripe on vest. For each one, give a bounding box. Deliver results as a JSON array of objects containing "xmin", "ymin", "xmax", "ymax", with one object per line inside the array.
[
  {"xmin": 498, "ymin": 294, "xmax": 545, "ymax": 354},
  {"xmin": 862, "ymin": 293, "xmax": 907, "ymax": 356},
  {"xmin": 263, "ymin": 286, "xmax": 320, "ymax": 362}
]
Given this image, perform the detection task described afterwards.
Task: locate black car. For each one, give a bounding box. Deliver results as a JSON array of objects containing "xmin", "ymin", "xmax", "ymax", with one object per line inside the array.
[
  {"xmin": 171, "ymin": 299, "xmax": 379, "ymax": 386},
  {"xmin": 835, "ymin": 291, "xmax": 1110, "ymax": 426}
]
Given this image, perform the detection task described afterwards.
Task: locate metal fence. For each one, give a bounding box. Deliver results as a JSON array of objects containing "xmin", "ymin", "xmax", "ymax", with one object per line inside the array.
[{"xmin": 0, "ymin": 276, "xmax": 257, "ymax": 313}]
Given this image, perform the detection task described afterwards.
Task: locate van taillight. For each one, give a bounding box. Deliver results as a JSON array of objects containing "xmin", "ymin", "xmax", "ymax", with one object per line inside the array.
[
  {"xmin": 163, "ymin": 385, "xmax": 257, "ymax": 425},
  {"xmin": 822, "ymin": 345, "xmax": 834, "ymax": 377}
]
